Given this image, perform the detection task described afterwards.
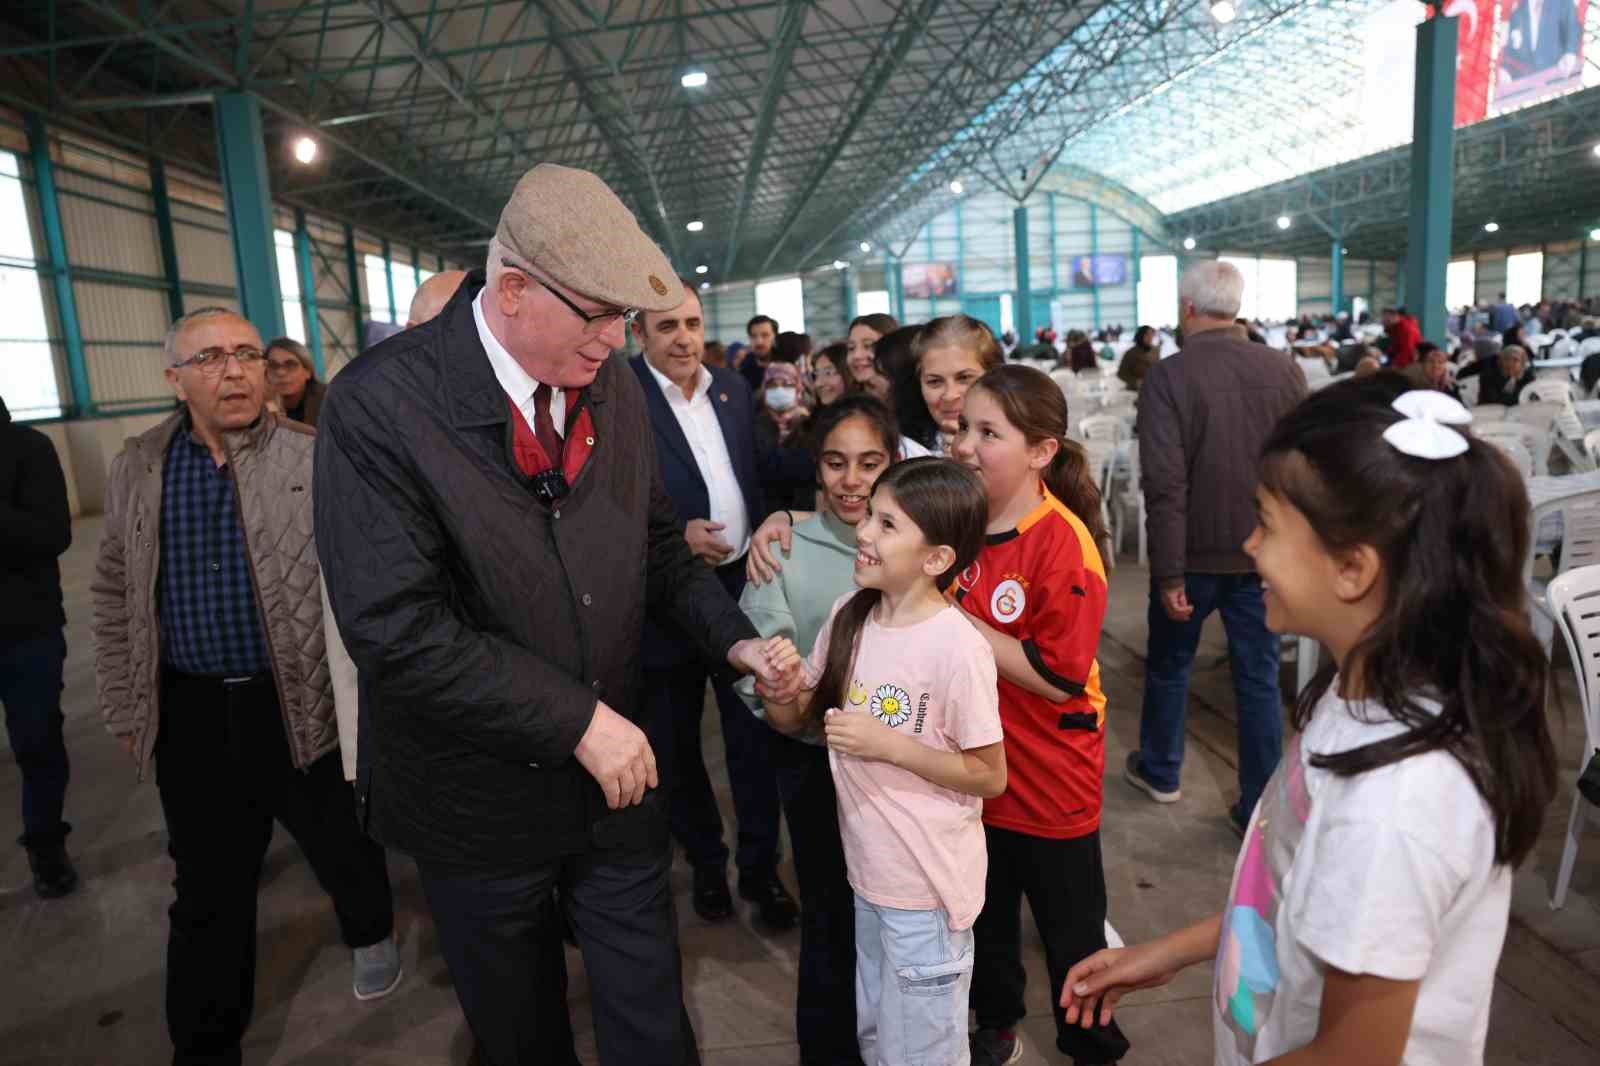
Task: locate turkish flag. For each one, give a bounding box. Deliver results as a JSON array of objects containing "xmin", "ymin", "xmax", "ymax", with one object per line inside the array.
[{"xmin": 1441, "ymin": 0, "xmax": 1496, "ymax": 126}]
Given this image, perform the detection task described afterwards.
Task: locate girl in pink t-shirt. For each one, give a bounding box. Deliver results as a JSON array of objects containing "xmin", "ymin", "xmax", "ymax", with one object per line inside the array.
[{"xmin": 765, "ymin": 457, "xmax": 1007, "ymax": 1066}]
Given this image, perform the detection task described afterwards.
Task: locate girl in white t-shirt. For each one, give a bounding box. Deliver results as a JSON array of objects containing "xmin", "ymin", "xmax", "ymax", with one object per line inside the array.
[
  {"xmin": 764, "ymin": 457, "xmax": 1007, "ymax": 1066},
  {"xmin": 1059, "ymin": 382, "xmax": 1558, "ymax": 1066}
]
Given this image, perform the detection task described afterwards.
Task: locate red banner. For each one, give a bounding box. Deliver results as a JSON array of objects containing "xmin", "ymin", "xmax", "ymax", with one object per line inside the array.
[{"xmin": 1443, "ymin": 0, "xmax": 1497, "ymax": 126}]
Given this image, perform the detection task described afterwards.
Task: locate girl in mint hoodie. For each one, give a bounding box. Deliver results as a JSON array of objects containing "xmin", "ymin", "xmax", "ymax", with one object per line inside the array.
[{"xmin": 737, "ymin": 394, "xmax": 900, "ymax": 1066}]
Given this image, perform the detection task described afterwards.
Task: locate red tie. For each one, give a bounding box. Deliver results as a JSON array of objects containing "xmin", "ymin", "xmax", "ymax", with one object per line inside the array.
[{"xmin": 533, "ymin": 384, "xmax": 563, "ymax": 468}]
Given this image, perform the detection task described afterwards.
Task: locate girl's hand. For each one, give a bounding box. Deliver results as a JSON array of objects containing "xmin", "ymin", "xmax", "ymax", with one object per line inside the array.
[
  {"xmin": 823, "ymin": 708, "xmax": 903, "ymax": 762},
  {"xmin": 746, "ymin": 512, "xmax": 794, "ymax": 586},
  {"xmin": 1060, "ymin": 942, "xmax": 1184, "ymax": 1028},
  {"xmin": 761, "ymin": 635, "xmax": 802, "ymax": 673}
]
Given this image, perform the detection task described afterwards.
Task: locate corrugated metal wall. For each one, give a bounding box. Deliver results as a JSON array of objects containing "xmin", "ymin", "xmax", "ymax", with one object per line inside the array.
[
  {"xmin": 1475, "ymin": 251, "xmax": 1508, "ymax": 304},
  {"xmin": 705, "ymin": 283, "xmax": 757, "ymax": 345},
  {"xmin": 800, "ymin": 268, "xmax": 851, "ymax": 343},
  {"xmin": 1543, "ymin": 241, "xmax": 1581, "ymax": 300}
]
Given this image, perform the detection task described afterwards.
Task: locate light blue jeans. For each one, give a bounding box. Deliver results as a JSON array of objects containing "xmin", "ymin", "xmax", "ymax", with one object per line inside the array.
[{"xmin": 854, "ymin": 894, "xmax": 974, "ymax": 1066}]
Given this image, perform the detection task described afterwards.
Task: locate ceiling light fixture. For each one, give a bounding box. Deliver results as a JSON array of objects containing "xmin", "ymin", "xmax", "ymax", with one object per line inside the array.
[
  {"xmin": 681, "ymin": 70, "xmax": 708, "ymax": 88},
  {"xmin": 949, "ymin": 179, "xmax": 964, "ymax": 195},
  {"xmin": 1183, "ymin": 236, "xmax": 1197, "ymax": 250},
  {"xmin": 1276, "ymin": 214, "xmax": 1292, "ymax": 230},
  {"xmin": 699, "ymin": 281, "xmax": 711, "ymax": 291},
  {"xmin": 1593, "ymin": 143, "xmax": 1600, "ymax": 158},
  {"xmin": 695, "ymin": 264, "xmax": 709, "ymax": 274},
  {"xmin": 293, "ymin": 136, "xmax": 318, "ymax": 164},
  {"xmin": 833, "ymin": 259, "xmax": 849, "ymax": 270},
  {"xmin": 686, "ymin": 219, "xmax": 704, "ymax": 232},
  {"xmin": 859, "ymin": 241, "xmax": 872, "ymax": 253},
  {"xmin": 1210, "ymin": 0, "xmax": 1238, "ymax": 25},
  {"xmin": 1484, "ymin": 221, "xmax": 1500, "ymax": 233}
]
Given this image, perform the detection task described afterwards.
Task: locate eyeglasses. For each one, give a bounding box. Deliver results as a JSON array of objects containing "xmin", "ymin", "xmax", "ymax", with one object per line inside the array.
[
  {"xmin": 501, "ymin": 259, "xmax": 638, "ymax": 332},
  {"xmin": 170, "ymin": 346, "xmax": 266, "ymax": 375}
]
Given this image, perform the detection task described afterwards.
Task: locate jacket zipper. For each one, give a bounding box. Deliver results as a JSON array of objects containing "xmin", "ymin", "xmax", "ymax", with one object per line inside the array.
[{"xmin": 224, "ymin": 427, "xmax": 301, "ymax": 770}]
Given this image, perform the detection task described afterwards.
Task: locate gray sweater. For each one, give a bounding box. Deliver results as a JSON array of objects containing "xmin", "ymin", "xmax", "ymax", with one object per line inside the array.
[{"xmin": 1138, "ymin": 325, "xmax": 1307, "ymax": 584}]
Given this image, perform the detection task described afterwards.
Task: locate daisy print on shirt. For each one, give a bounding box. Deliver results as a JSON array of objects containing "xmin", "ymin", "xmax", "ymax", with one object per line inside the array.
[{"xmin": 868, "ymin": 682, "xmax": 913, "ymax": 727}]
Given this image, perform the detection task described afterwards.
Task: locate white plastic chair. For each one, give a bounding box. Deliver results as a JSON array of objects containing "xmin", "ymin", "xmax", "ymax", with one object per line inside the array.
[
  {"xmin": 1543, "ymin": 565, "xmax": 1600, "ymax": 908},
  {"xmin": 1470, "ymin": 400, "xmax": 1503, "ymax": 422},
  {"xmin": 1585, "ymin": 429, "xmax": 1600, "ymax": 468},
  {"xmin": 1528, "ymin": 493, "xmax": 1600, "ymax": 649},
  {"xmin": 1106, "ymin": 441, "xmax": 1147, "ymax": 567},
  {"xmin": 1477, "ymin": 423, "xmax": 1544, "ymax": 476},
  {"xmin": 1078, "ymin": 413, "xmax": 1128, "ymax": 444},
  {"xmin": 1049, "ymin": 369, "xmax": 1076, "ymax": 395},
  {"xmin": 1484, "ymin": 435, "xmax": 1536, "ymax": 477},
  {"xmin": 1578, "ymin": 336, "xmax": 1600, "ymax": 360},
  {"xmin": 1521, "ymin": 381, "xmax": 1581, "ymax": 407}
]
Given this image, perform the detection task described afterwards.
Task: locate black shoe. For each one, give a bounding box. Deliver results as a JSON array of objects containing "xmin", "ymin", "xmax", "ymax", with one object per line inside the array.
[
  {"xmin": 738, "ymin": 867, "xmax": 798, "ymax": 930},
  {"xmin": 970, "ymin": 1027, "xmax": 1023, "ymax": 1066},
  {"xmin": 692, "ymin": 864, "xmax": 734, "ymax": 922},
  {"xmin": 26, "ymin": 842, "xmax": 79, "ymax": 899}
]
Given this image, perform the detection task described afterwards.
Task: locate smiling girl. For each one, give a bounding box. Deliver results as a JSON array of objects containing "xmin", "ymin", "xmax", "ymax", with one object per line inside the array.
[
  {"xmin": 764, "ymin": 458, "xmax": 1005, "ymax": 1066},
  {"xmin": 948, "ymin": 365, "xmax": 1124, "ymax": 1066},
  {"xmin": 1061, "ymin": 380, "xmax": 1556, "ymax": 1066},
  {"xmin": 896, "ymin": 315, "xmax": 1004, "ymax": 456}
]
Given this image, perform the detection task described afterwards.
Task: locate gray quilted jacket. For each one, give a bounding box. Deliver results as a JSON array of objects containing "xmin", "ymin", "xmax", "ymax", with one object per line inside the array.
[{"xmin": 92, "ymin": 409, "xmax": 346, "ymax": 779}]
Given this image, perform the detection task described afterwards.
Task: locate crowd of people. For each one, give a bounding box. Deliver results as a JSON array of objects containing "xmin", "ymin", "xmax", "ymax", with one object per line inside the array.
[{"xmin": 0, "ymin": 162, "xmax": 1566, "ymax": 1066}]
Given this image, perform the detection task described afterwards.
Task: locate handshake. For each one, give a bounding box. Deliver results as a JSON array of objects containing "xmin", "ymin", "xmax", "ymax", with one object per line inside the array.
[{"xmin": 731, "ymin": 635, "xmax": 805, "ymax": 706}]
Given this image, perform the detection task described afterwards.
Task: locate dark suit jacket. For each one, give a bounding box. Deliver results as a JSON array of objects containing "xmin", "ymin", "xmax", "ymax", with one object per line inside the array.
[
  {"xmin": 1502, "ymin": 0, "xmax": 1580, "ymax": 77},
  {"xmin": 631, "ymin": 357, "xmax": 765, "ymax": 670}
]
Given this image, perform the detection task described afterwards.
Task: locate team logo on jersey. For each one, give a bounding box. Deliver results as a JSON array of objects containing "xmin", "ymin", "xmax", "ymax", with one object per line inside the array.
[
  {"xmin": 991, "ymin": 578, "xmax": 1027, "ymax": 623},
  {"xmin": 958, "ymin": 560, "xmax": 982, "ymax": 592},
  {"xmin": 869, "ymin": 684, "xmax": 913, "ymax": 727}
]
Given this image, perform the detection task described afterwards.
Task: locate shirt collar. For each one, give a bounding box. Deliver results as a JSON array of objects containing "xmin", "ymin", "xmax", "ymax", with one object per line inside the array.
[
  {"xmin": 644, "ymin": 357, "xmax": 710, "ymax": 404},
  {"xmin": 474, "ymin": 289, "xmax": 544, "ymax": 406}
]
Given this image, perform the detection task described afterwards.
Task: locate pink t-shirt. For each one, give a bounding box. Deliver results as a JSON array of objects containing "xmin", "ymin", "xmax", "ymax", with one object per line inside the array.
[{"xmin": 803, "ymin": 594, "xmax": 1003, "ymax": 929}]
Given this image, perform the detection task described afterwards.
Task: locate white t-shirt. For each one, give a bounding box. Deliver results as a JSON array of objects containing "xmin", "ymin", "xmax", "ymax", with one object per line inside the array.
[{"xmin": 1213, "ymin": 682, "xmax": 1509, "ymax": 1066}]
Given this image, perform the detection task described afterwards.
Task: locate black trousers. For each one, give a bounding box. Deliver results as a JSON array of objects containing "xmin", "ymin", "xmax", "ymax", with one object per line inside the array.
[
  {"xmin": 971, "ymin": 826, "xmax": 1130, "ymax": 1063},
  {"xmin": 155, "ymin": 671, "xmax": 393, "ymax": 1066},
  {"xmin": 416, "ymin": 838, "xmax": 700, "ymax": 1066},
  {"xmin": 0, "ymin": 629, "xmax": 70, "ymax": 847},
  {"xmin": 643, "ymin": 563, "xmax": 781, "ymax": 873},
  {"xmin": 771, "ymin": 734, "xmax": 863, "ymax": 1066}
]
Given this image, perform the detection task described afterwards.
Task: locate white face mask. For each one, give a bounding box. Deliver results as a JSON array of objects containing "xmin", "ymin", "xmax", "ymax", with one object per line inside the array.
[{"xmin": 765, "ymin": 386, "xmax": 797, "ymax": 411}]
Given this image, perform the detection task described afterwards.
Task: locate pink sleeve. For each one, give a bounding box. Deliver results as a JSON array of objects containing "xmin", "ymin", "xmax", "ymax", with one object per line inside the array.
[
  {"xmin": 948, "ymin": 637, "xmax": 1003, "ymax": 751},
  {"xmin": 801, "ymin": 603, "xmax": 838, "ymax": 689}
]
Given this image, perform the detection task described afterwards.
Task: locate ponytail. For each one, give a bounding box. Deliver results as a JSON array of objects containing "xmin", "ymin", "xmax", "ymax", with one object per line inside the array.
[{"xmin": 1045, "ymin": 437, "xmax": 1110, "ymax": 553}]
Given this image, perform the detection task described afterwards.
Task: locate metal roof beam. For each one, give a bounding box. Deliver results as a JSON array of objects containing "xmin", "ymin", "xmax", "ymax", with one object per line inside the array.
[{"xmin": 721, "ymin": 1, "xmax": 808, "ymax": 277}]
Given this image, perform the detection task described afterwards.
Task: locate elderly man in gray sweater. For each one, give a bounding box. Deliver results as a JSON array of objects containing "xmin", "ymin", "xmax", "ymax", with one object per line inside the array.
[{"xmin": 1124, "ymin": 260, "xmax": 1307, "ymax": 835}]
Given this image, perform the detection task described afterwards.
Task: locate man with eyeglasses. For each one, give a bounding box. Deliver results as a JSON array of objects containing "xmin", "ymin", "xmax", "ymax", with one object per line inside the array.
[
  {"xmin": 314, "ymin": 163, "xmax": 794, "ymax": 1066},
  {"xmin": 92, "ymin": 307, "xmax": 400, "ymax": 1066}
]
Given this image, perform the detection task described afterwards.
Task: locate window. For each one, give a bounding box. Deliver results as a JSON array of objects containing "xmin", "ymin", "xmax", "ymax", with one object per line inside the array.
[
  {"xmin": 1220, "ymin": 255, "xmax": 1297, "ymax": 322},
  {"xmin": 1446, "ymin": 259, "xmax": 1476, "ymax": 312},
  {"xmin": 856, "ymin": 290, "xmax": 891, "ymax": 318},
  {"xmin": 1137, "ymin": 255, "xmax": 1179, "ymax": 329},
  {"xmin": 391, "ymin": 262, "xmax": 420, "ymax": 329},
  {"xmin": 756, "ymin": 276, "xmax": 805, "ymax": 335},
  {"xmin": 274, "ymin": 229, "xmax": 306, "ymax": 344},
  {"xmin": 1505, "ymin": 251, "xmax": 1543, "ymax": 307},
  {"xmin": 364, "ymin": 253, "xmax": 394, "ymax": 324},
  {"xmin": 0, "ymin": 152, "xmax": 61, "ymax": 420}
]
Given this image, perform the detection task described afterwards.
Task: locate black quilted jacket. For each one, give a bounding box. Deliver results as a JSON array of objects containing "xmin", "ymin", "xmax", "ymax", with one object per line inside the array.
[{"xmin": 314, "ymin": 273, "xmax": 756, "ymax": 868}]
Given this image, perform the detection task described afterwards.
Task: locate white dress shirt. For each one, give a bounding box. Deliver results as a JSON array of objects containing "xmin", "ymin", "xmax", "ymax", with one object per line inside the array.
[
  {"xmin": 475, "ymin": 291, "xmax": 564, "ymax": 436},
  {"xmin": 644, "ymin": 360, "xmax": 751, "ymax": 561}
]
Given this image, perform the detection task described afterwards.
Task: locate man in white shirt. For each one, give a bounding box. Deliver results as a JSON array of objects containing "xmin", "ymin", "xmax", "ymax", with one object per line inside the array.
[{"xmin": 630, "ymin": 284, "xmax": 798, "ymax": 932}]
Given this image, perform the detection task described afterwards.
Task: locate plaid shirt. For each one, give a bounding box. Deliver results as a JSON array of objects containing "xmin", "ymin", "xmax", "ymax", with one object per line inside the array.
[{"xmin": 157, "ymin": 426, "xmax": 270, "ymax": 677}]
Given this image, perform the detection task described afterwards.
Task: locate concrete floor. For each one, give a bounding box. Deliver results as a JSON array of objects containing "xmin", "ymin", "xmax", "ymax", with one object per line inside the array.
[{"xmin": 2, "ymin": 517, "xmax": 1598, "ymax": 1065}]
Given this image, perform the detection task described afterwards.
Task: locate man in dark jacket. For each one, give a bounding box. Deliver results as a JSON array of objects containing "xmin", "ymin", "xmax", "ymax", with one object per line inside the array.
[
  {"xmin": 630, "ymin": 284, "xmax": 797, "ymax": 931},
  {"xmin": 314, "ymin": 164, "xmax": 788, "ymax": 1066},
  {"xmin": 1127, "ymin": 261, "xmax": 1307, "ymax": 835},
  {"xmin": 0, "ymin": 394, "xmax": 76, "ymax": 898}
]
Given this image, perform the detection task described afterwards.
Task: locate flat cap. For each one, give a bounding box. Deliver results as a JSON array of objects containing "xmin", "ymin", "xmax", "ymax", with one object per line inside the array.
[{"xmin": 496, "ymin": 163, "xmax": 682, "ymax": 313}]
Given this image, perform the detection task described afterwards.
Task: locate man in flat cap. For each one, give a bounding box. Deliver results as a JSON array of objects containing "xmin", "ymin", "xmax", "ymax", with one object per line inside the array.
[{"xmin": 314, "ymin": 164, "xmax": 792, "ymax": 1066}]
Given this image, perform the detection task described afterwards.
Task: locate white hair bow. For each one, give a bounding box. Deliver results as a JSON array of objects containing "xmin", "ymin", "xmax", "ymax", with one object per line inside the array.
[{"xmin": 1382, "ymin": 390, "xmax": 1473, "ymax": 460}]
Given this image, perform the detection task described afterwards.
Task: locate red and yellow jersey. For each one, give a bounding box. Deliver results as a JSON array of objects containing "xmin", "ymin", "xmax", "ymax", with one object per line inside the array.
[{"xmin": 954, "ymin": 488, "xmax": 1109, "ymax": 839}]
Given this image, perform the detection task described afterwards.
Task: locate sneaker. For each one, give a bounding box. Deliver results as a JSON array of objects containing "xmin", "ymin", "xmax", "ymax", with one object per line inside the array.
[
  {"xmin": 1122, "ymin": 751, "xmax": 1181, "ymax": 804},
  {"xmin": 25, "ymin": 842, "xmax": 79, "ymax": 900},
  {"xmin": 353, "ymin": 934, "xmax": 403, "ymax": 1001},
  {"xmin": 971, "ymin": 1028, "xmax": 1024, "ymax": 1066}
]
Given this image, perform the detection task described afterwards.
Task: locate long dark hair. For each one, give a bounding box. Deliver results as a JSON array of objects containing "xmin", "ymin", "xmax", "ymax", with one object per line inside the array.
[
  {"xmin": 850, "ymin": 313, "xmax": 900, "ymax": 337},
  {"xmin": 810, "ymin": 459, "xmax": 987, "ymax": 717},
  {"xmin": 1260, "ymin": 373, "xmax": 1556, "ymax": 867},
  {"xmin": 877, "ymin": 325, "xmax": 936, "ymax": 445},
  {"xmin": 812, "ymin": 343, "xmax": 852, "ymax": 401},
  {"xmin": 969, "ymin": 365, "xmax": 1110, "ymax": 551}
]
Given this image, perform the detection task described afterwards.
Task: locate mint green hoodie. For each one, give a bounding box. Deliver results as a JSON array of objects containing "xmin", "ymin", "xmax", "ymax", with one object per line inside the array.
[{"xmin": 736, "ymin": 511, "xmax": 860, "ymax": 744}]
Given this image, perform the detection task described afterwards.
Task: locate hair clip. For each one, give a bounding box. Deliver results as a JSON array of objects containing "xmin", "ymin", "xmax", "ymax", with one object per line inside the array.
[{"xmin": 1382, "ymin": 390, "xmax": 1473, "ymax": 460}]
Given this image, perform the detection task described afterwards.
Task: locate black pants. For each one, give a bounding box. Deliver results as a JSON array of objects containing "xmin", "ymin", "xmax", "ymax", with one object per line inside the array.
[
  {"xmin": 771, "ymin": 734, "xmax": 863, "ymax": 1066},
  {"xmin": 416, "ymin": 839, "xmax": 700, "ymax": 1066},
  {"xmin": 971, "ymin": 826, "xmax": 1130, "ymax": 1063},
  {"xmin": 0, "ymin": 629, "xmax": 70, "ymax": 847},
  {"xmin": 644, "ymin": 563, "xmax": 781, "ymax": 873},
  {"xmin": 155, "ymin": 671, "xmax": 394, "ymax": 1066}
]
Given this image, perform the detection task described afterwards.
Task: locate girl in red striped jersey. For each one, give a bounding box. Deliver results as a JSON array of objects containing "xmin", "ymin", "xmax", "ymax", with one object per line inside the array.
[{"xmin": 950, "ymin": 364, "xmax": 1128, "ymax": 1066}]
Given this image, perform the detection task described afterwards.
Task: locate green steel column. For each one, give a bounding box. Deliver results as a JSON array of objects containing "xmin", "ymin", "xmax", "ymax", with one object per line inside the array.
[
  {"xmin": 1404, "ymin": 15, "xmax": 1457, "ymax": 341},
  {"xmin": 1048, "ymin": 194, "xmax": 1059, "ymax": 294},
  {"xmin": 149, "ymin": 157, "xmax": 185, "ymax": 322},
  {"xmin": 1131, "ymin": 228, "xmax": 1141, "ymax": 327},
  {"xmin": 1397, "ymin": 256, "xmax": 1407, "ymax": 308},
  {"xmin": 841, "ymin": 269, "xmax": 855, "ymax": 331},
  {"xmin": 343, "ymin": 222, "xmax": 365, "ymax": 336},
  {"xmin": 25, "ymin": 112, "xmax": 92, "ymax": 417},
  {"xmin": 436, "ymin": 254, "xmax": 446, "ymax": 272},
  {"xmin": 1014, "ymin": 206, "xmax": 1032, "ymax": 342},
  {"xmin": 382, "ymin": 239, "xmax": 397, "ymax": 324},
  {"xmin": 891, "ymin": 258, "xmax": 906, "ymax": 322},
  {"xmin": 1580, "ymin": 232, "xmax": 1589, "ymax": 300},
  {"xmin": 293, "ymin": 208, "xmax": 325, "ymax": 376},
  {"xmin": 1088, "ymin": 201, "xmax": 1101, "ymax": 331},
  {"xmin": 412, "ymin": 244, "xmax": 422, "ymax": 290},
  {"xmin": 213, "ymin": 92, "xmax": 285, "ymax": 339},
  {"xmin": 1368, "ymin": 259, "xmax": 1377, "ymax": 312},
  {"xmin": 1330, "ymin": 240, "xmax": 1345, "ymax": 316}
]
